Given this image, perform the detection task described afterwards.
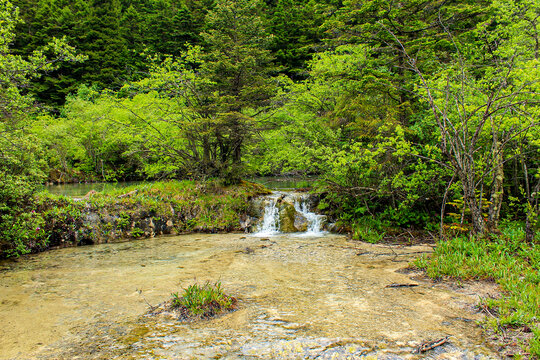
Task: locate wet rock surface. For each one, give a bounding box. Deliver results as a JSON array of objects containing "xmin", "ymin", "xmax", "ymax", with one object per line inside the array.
[{"xmin": 0, "ymin": 234, "xmax": 499, "ymax": 359}]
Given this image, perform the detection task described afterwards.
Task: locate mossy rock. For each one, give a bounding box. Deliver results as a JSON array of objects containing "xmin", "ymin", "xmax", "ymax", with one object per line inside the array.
[{"xmin": 279, "ymin": 202, "xmax": 299, "ymax": 233}]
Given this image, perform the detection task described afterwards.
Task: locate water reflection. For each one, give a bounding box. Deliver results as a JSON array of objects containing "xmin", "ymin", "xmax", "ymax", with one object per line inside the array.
[{"xmin": 43, "ymin": 181, "xmax": 146, "ymax": 197}]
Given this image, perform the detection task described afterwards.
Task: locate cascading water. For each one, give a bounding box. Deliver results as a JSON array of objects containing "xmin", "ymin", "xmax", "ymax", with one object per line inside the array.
[
  {"xmin": 292, "ymin": 194, "xmax": 326, "ymax": 236},
  {"xmin": 253, "ymin": 192, "xmax": 326, "ymax": 236},
  {"xmin": 255, "ymin": 194, "xmax": 282, "ymax": 236}
]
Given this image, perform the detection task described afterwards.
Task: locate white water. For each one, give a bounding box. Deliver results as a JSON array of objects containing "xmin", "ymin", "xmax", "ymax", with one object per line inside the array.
[
  {"xmin": 253, "ymin": 192, "xmax": 326, "ymax": 237},
  {"xmin": 254, "ymin": 194, "xmax": 282, "ymax": 236},
  {"xmin": 292, "ymin": 194, "xmax": 326, "ymax": 237}
]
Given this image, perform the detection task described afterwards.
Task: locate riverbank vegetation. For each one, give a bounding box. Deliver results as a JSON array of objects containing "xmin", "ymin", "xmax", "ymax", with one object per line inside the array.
[
  {"xmin": 415, "ymin": 223, "xmax": 540, "ymax": 357},
  {"xmin": 0, "ymin": 180, "xmax": 268, "ymax": 258},
  {"xmin": 1, "ymin": 0, "xmax": 539, "ymax": 355}
]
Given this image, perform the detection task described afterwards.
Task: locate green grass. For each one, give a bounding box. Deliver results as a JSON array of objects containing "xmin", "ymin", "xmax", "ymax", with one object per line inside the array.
[
  {"xmin": 352, "ymin": 224, "xmax": 386, "ymax": 243},
  {"xmin": 414, "ymin": 223, "xmax": 539, "ymax": 358},
  {"xmin": 349, "ymin": 217, "xmax": 388, "ymax": 243},
  {"xmin": 171, "ymin": 281, "xmax": 236, "ymax": 319}
]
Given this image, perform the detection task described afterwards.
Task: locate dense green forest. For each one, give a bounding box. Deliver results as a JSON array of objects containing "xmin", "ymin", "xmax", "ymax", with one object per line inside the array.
[
  {"xmin": 1, "ymin": 0, "xmax": 539, "ymax": 354},
  {"xmin": 4, "ymin": 0, "xmax": 538, "ymax": 232}
]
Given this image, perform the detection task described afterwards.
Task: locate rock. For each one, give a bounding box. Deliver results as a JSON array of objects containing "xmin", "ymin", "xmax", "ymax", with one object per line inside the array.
[
  {"xmin": 83, "ymin": 190, "xmax": 98, "ymax": 199},
  {"xmin": 239, "ymin": 214, "xmax": 252, "ymax": 232},
  {"xmin": 279, "ymin": 202, "xmax": 299, "ymax": 233},
  {"xmin": 294, "ymin": 213, "xmax": 308, "ymax": 232},
  {"xmin": 117, "ymin": 189, "xmax": 138, "ymax": 198}
]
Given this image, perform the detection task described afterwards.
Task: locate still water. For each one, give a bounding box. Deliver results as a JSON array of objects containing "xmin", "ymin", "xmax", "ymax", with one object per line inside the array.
[
  {"xmin": 43, "ymin": 177, "xmax": 316, "ymax": 197},
  {"xmin": 44, "ymin": 181, "xmax": 146, "ymax": 197},
  {"xmin": 0, "ymin": 233, "xmax": 496, "ymax": 359}
]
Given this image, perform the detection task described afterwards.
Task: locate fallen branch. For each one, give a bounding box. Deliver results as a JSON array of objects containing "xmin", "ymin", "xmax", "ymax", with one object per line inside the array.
[
  {"xmin": 385, "ymin": 283, "xmax": 419, "ymax": 288},
  {"xmin": 413, "ymin": 336, "xmax": 450, "ymax": 353}
]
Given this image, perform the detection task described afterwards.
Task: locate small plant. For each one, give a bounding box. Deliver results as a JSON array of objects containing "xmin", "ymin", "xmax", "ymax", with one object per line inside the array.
[
  {"xmin": 131, "ymin": 227, "xmax": 144, "ymax": 238},
  {"xmin": 171, "ymin": 281, "xmax": 236, "ymax": 319},
  {"xmin": 352, "ymin": 222, "xmax": 386, "ymax": 243},
  {"xmin": 117, "ymin": 212, "xmax": 131, "ymax": 230}
]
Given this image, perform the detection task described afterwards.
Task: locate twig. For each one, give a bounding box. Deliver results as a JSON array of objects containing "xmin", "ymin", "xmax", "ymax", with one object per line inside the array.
[
  {"xmin": 137, "ymin": 289, "xmax": 157, "ymax": 310},
  {"xmin": 413, "ymin": 336, "xmax": 450, "ymax": 353},
  {"xmin": 386, "ymin": 244, "xmax": 399, "ymax": 262}
]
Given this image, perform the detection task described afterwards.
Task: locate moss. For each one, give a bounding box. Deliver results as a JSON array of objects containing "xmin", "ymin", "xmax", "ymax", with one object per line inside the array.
[{"xmin": 279, "ymin": 202, "xmax": 299, "ymax": 233}]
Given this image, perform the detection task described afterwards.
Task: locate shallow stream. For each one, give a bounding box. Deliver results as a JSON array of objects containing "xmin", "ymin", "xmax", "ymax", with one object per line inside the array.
[{"xmin": 0, "ymin": 233, "xmax": 497, "ymax": 359}]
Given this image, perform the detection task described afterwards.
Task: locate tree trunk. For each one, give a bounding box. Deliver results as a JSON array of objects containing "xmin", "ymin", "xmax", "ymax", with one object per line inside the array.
[
  {"xmin": 487, "ymin": 142, "xmax": 504, "ymax": 232},
  {"xmin": 466, "ymin": 193, "xmax": 485, "ymax": 235},
  {"xmin": 461, "ymin": 168, "xmax": 485, "ymax": 235},
  {"xmin": 232, "ymin": 137, "xmax": 242, "ymax": 164}
]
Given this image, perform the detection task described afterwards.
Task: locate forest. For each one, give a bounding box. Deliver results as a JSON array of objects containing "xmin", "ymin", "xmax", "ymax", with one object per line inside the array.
[{"xmin": 0, "ymin": 0, "xmax": 539, "ymax": 356}]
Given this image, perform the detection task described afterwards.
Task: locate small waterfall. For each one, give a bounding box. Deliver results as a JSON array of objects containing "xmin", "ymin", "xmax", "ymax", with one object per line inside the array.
[
  {"xmin": 252, "ymin": 192, "xmax": 326, "ymax": 237},
  {"xmin": 254, "ymin": 194, "xmax": 281, "ymax": 236},
  {"xmin": 293, "ymin": 195, "xmax": 326, "ymax": 237}
]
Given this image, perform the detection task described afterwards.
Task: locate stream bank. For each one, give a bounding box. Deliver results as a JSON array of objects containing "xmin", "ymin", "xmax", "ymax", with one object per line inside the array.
[
  {"xmin": 1, "ymin": 180, "xmax": 271, "ymax": 258},
  {"xmin": 1, "ymin": 179, "xmax": 331, "ymax": 259}
]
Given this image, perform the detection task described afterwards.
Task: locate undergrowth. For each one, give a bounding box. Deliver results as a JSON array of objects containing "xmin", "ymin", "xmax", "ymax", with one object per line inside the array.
[{"xmin": 414, "ymin": 223, "xmax": 539, "ymax": 358}]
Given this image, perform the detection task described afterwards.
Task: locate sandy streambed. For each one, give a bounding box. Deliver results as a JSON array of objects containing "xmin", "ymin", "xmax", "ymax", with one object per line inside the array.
[{"xmin": 0, "ymin": 234, "xmax": 498, "ymax": 359}]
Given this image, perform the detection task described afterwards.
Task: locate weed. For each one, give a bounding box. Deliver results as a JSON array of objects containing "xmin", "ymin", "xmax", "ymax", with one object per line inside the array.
[
  {"xmin": 131, "ymin": 227, "xmax": 144, "ymax": 238},
  {"xmin": 171, "ymin": 281, "xmax": 236, "ymax": 319},
  {"xmin": 352, "ymin": 224, "xmax": 385, "ymax": 243}
]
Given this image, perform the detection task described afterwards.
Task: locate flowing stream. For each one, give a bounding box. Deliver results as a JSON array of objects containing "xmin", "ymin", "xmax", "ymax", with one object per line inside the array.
[
  {"xmin": 253, "ymin": 192, "xmax": 326, "ymax": 237},
  {"xmin": 0, "ymin": 233, "xmax": 497, "ymax": 359}
]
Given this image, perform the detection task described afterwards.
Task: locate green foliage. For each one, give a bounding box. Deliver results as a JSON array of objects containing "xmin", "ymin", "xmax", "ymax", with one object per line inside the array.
[
  {"xmin": 12, "ymin": 0, "xmax": 212, "ymax": 105},
  {"xmin": 351, "ymin": 221, "xmax": 386, "ymax": 244},
  {"xmin": 266, "ymin": 0, "xmax": 328, "ymax": 78},
  {"xmin": 246, "ymin": 106, "xmax": 341, "ymax": 175},
  {"xmin": 0, "ymin": 0, "xmax": 84, "ymax": 256},
  {"xmin": 46, "ymin": 0, "xmax": 280, "ymax": 182},
  {"xmin": 170, "ymin": 281, "xmax": 236, "ymax": 318},
  {"xmin": 319, "ymin": 125, "xmax": 447, "ymax": 229},
  {"xmin": 415, "ymin": 225, "xmax": 539, "ymax": 356},
  {"xmin": 2, "ymin": 0, "xmax": 538, "ymax": 243}
]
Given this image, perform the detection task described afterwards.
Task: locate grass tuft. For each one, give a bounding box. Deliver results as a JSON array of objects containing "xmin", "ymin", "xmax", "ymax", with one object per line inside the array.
[{"xmin": 170, "ymin": 281, "xmax": 237, "ymax": 319}]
